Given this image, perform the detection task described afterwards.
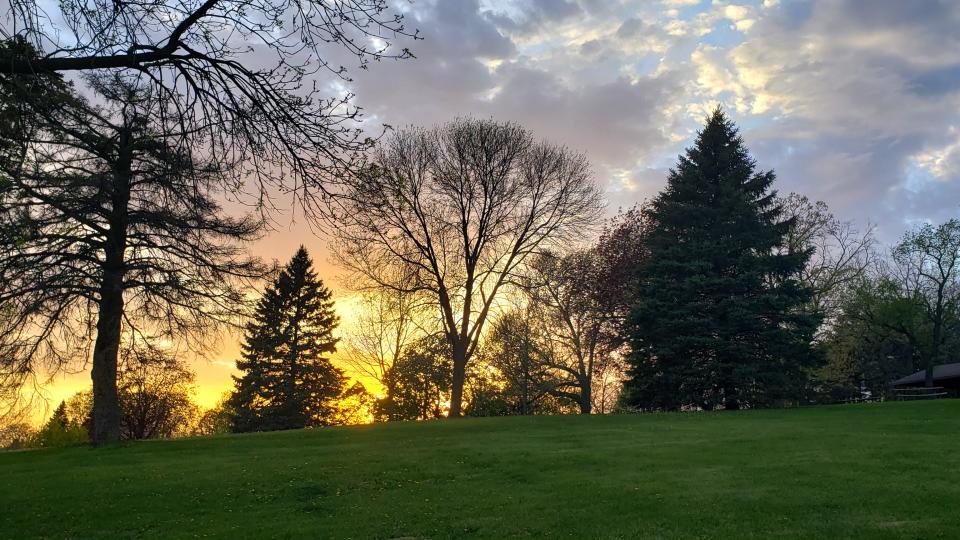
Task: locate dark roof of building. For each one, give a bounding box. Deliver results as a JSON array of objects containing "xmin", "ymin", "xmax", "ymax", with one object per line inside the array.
[{"xmin": 893, "ymin": 362, "xmax": 960, "ymax": 386}]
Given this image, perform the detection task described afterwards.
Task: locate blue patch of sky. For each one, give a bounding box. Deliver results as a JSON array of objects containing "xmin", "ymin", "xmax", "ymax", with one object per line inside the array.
[{"xmin": 701, "ymin": 19, "xmax": 747, "ymax": 48}]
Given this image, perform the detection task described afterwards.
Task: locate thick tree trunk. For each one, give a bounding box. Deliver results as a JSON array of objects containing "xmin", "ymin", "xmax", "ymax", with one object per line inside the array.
[
  {"xmin": 579, "ymin": 382, "xmax": 592, "ymax": 415},
  {"xmin": 91, "ymin": 127, "xmax": 132, "ymax": 446},
  {"xmin": 91, "ymin": 279, "xmax": 123, "ymax": 444},
  {"xmin": 448, "ymin": 341, "xmax": 467, "ymax": 418}
]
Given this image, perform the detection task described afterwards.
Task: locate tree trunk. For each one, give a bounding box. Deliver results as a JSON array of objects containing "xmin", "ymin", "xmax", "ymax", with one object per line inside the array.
[
  {"xmin": 91, "ymin": 126, "xmax": 132, "ymax": 446},
  {"xmin": 448, "ymin": 341, "xmax": 467, "ymax": 418},
  {"xmin": 579, "ymin": 379, "xmax": 592, "ymax": 414},
  {"xmin": 926, "ymin": 319, "xmax": 942, "ymax": 388},
  {"xmin": 91, "ymin": 279, "xmax": 124, "ymax": 444}
]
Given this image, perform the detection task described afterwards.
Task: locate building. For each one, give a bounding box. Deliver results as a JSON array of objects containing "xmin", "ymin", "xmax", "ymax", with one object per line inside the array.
[{"xmin": 892, "ymin": 362, "xmax": 960, "ymax": 397}]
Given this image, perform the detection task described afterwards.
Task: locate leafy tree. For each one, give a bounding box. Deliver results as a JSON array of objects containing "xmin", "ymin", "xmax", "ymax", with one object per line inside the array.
[
  {"xmin": 231, "ymin": 247, "xmax": 345, "ymax": 431},
  {"xmin": 518, "ymin": 208, "xmax": 648, "ymax": 414},
  {"xmin": 623, "ymin": 109, "xmax": 821, "ymax": 411},
  {"xmin": 816, "ymin": 278, "xmax": 926, "ymax": 402},
  {"xmin": 195, "ymin": 393, "xmax": 237, "ymax": 436},
  {"xmin": 332, "ymin": 382, "xmax": 377, "ymax": 425},
  {"xmin": 0, "ymin": 422, "xmax": 35, "ymax": 450},
  {"xmin": 378, "ymin": 334, "xmax": 452, "ymax": 421},
  {"xmin": 32, "ymin": 401, "xmax": 89, "ymax": 448},
  {"xmin": 0, "ymin": 72, "xmax": 266, "ymax": 444},
  {"xmin": 891, "ymin": 219, "xmax": 960, "ymax": 386},
  {"xmin": 118, "ymin": 349, "xmax": 199, "ymax": 439},
  {"xmin": 484, "ymin": 308, "xmax": 560, "ymax": 415},
  {"xmin": 341, "ymin": 288, "xmax": 424, "ymax": 421},
  {"xmin": 55, "ymin": 351, "xmax": 199, "ymax": 440}
]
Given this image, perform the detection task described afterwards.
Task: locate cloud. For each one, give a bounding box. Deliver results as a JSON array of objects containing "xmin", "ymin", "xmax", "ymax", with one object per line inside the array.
[{"xmin": 339, "ymin": 0, "xmax": 960, "ymax": 238}]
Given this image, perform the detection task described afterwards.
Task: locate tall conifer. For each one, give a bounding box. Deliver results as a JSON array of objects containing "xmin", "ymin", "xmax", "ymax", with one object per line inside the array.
[
  {"xmin": 231, "ymin": 247, "xmax": 345, "ymax": 431},
  {"xmin": 623, "ymin": 109, "xmax": 820, "ymax": 410}
]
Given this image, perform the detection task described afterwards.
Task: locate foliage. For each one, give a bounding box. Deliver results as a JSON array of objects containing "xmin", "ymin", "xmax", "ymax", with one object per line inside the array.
[
  {"xmin": 55, "ymin": 352, "xmax": 199, "ymax": 440},
  {"xmin": 331, "ymin": 382, "xmax": 377, "ymax": 426},
  {"xmin": 341, "ymin": 289, "xmax": 425, "ymax": 421},
  {"xmin": 890, "ymin": 218, "xmax": 960, "ymax": 385},
  {"xmin": 0, "ymin": 422, "xmax": 35, "ymax": 450},
  {"xmin": 624, "ymin": 109, "xmax": 821, "ymax": 411},
  {"xmin": 377, "ymin": 334, "xmax": 452, "ymax": 421},
  {"xmin": 815, "ymin": 278, "xmax": 924, "ymax": 402},
  {"xmin": 31, "ymin": 401, "xmax": 89, "ymax": 448},
  {"xmin": 194, "ymin": 394, "xmax": 236, "ymax": 436},
  {"xmin": 117, "ymin": 349, "xmax": 199, "ymax": 439},
  {"xmin": 231, "ymin": 247, "xmax": 345, "ymax": 432},
  {"xmin": 484, "ymin": 308, "xmax": 564, "ymax": 415}
]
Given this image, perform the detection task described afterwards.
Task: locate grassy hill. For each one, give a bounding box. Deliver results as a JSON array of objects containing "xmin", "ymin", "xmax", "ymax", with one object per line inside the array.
[{"xmin": 2, "ymin": 401, "xmax": 959, "ymax": 539}]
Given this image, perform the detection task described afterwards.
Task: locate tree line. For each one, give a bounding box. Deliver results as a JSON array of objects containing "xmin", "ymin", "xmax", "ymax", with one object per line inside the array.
[{"xmin": 2, "ymin": 0, "xmax": 959, "ymax": 443}]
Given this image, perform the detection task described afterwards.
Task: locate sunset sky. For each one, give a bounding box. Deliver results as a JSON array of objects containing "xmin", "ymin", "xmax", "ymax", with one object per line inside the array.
[{"xmin": 41, "ymin": 0, "xmax": 960, "ymax": 416}]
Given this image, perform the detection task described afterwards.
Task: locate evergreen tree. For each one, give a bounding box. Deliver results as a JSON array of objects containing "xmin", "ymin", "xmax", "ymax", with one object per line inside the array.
[
  {"xmin": 623, "ymin": 108, "xmax": 821, "ymax": 411},
  {"xmin": 231, "ymin": 247, "xmax": 345, "ymax": 431}
]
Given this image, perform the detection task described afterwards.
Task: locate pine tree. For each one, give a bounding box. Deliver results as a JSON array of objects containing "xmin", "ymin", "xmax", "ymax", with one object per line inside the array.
[
  {"xmin": 231, "ymin": 247, "xmax": 345, "ymax": 431},
  {"xmin": 623, "ymin": 108, "xmax": 821, "ymax": 411}
]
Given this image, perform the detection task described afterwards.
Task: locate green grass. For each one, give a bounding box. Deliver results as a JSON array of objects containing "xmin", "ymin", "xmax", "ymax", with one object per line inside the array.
[{"xmin": 2, "ymin": 401, "xmax": 959, "ymax": 539}]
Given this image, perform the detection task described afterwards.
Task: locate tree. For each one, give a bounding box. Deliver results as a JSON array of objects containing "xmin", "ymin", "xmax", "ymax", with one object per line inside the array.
[
  {"xmin": 2, "ymin": 2, "xmax": 417, "ymax": 219},
  {"xmin": 379, "ymin": 334, "xmax": 452, "ymax": 421},
  {"xmin": 890, "ymin": 219, "xmax": 960, "ymax": 386},
  {"xmin": 32, "ymin": 401, "xmax": 89, "ymax": 447},
  {"xmin": 51, "ymin": 352, "xmax": 199, "ymax": 440},
  {"xmin": 0, "ymin": 74, "xmax": 267, "ymax": 444},
  {"xmin": 231, "ymin": 247, "xmax": 345, "ymax": 432},
  {"xmin": 117, "ymin": 348, "xmax": 199, "ymax": 439},
  {"xmin": 332, "ymin": 118, "xmax": 603, "ymax": 417},
  {"xmin": 623, "ymin": 108, "xmax": 821, "ymax": 411},
  {"xmin": 518, "ymin": 207, "xmax": 648, "ymax": 414},
  {"xmin": 817, "ymin": 278, "xmax": 931, "ymax": 402},
  {"xmin": 781, "ymin": 193, "xmax": 875, "ymax": 326},
  {"xmin": 341, "ymin": 287, "xmax": 423, "ymax": 421},
  {"xmin": 195, "ymin": 393, "xmax": 236, "ymax": 436},
  {"xmin": 0, "ymin": 422, "xmax": 35, "ymax": 450},
  {"xmin": 331, "ymin": 382, "xmax": 376, "ymax": 425},
  {"xmin": 485, "ymin": 307, "xmax": 561, "ymax": 415}
]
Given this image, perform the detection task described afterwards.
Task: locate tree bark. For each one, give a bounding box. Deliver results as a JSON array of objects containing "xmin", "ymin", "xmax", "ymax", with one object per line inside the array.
[
  {"xmin": 91, "ymin": 127, "xmax": 132, "ymax": 445},
  {"xmin": 448, "ymin": 341, "xmax": 467, "ymax": 418},
  {"xmin": 926, "ymin": 321, "xmax": 940, "ymax": 388},
  {"xmin": 91, "ymin": 276, "xmax": 124, "ymax": 444},
  {"xmin": 579, "ymin": 381, "xmax": 592, "ymax": 415}
]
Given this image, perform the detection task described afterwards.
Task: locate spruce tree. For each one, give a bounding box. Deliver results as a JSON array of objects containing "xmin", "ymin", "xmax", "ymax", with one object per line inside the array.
[
  {"xmin": 623, "ymin": 108, "xmax": 821, "ymax": 411},
  {"xmin": 231, "ymin": 247, "xmax": 345, "ymax": 431}
]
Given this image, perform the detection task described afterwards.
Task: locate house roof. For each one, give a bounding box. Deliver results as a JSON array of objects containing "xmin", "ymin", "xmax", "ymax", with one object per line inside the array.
[{"xmin": 893, "ymin": 362, "xmax": 960, "ymax": 386}]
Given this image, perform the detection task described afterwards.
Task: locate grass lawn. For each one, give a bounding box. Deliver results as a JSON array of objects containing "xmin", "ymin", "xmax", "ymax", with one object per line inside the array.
[{"xmin": 2, "ymin": 401, "xmax": 959, "ymax": 539}]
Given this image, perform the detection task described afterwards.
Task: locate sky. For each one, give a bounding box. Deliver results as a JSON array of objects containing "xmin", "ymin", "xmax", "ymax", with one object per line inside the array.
[{"xmin": 36, "ymin": 0, "xmax": 960, "ymax": 417}]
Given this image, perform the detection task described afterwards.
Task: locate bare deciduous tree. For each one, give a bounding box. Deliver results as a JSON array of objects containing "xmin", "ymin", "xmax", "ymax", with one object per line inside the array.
[
  {"xmin": 340, "ymin": 287, "xmax": 424, "ymax": 420},
  {"xmin": 781, "ymin": 193, "xmax": 876, "ymax": 324},
  {"xmin": 2, "ymin": 1, "xmax": 417, "ymax": 216},
  {"xmin": 518, "ymin": 207, "xmax": 648, "ymax": 414},
  {"xmin": 331, "ymin": 118, "xmax": 603, "ymax": 417}
]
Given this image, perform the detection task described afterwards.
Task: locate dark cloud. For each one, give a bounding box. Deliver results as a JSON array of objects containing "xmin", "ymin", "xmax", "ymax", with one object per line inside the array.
[{"xmin": 484, "ymin": 0, "xmax": 582, "ymax": 36}]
